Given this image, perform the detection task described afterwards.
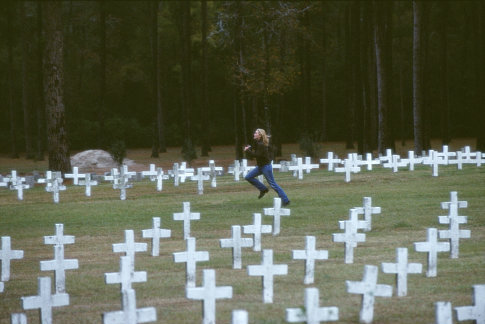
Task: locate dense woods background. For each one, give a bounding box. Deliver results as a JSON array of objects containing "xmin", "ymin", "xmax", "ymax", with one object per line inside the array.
[{"xmin": 0, "ymin": 1, "xmax": 484, "ymax": 172}]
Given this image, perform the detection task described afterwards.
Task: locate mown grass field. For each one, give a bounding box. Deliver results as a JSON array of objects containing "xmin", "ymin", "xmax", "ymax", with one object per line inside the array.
[{"xmin": 1, "ymin": 142, "xmax": 484, "ymax": 323}]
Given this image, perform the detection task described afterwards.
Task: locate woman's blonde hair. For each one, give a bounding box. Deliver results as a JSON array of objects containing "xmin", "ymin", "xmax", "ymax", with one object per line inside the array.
[{"xmin": 256, "ymin": 128, "xmax": 270, "ymax": 146}]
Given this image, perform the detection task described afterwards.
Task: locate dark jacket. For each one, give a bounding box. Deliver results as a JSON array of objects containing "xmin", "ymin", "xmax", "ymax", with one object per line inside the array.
[{"xmin": 246, "ymin": 140, "xmax": 271, "ymax": 167}]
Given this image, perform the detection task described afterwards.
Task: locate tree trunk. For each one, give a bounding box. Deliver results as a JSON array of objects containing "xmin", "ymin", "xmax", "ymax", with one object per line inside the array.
[
  {"xmin": 98, "ymin": 0, "xmax": 107, "ymax": 148},
  {"xmin": 43, "ymin": 1, "xmax": 71, "ymax": 173},
  {"xmin": 361, "ymin": 1, "xmax": 372, "ymax": 153},
  {"xmin": 439, "ymin": 1, "xmax": 450, "ymax": 145},
  {"xmin": 476, "ymin": 1, "xmax": 485, "ymax": 151},
  {"xmin": 351, "ymin": 1, "xmax": 363, "ymax": 154},
  {"xmin": 7, "ymin": 0, "xmax": 19, "ymax": 158},
  {"xmin": 374, "ymin": 1, "xmax": 391, "ymax": 155},
  {"xmin": 200, "ymin": 0, "xmax": 211, "ymax": 156},
  {"xmin": 413, "ymin": 1, "xmax": 425, "ymax": 154},
  {"xmin": 320, "ymin": 10, "xmax": 328, "ymax": 142},
  {"xmin": 344, "ymin": 4, "xmax": 354, "ymax": 149},
  {"xmin": 151, "ymin": 0, "xmax": 160, "ymax": 158},
  {"xmin": 35, "ymin": 2, "xmax": 45, "ymax": 161},
  {"xmin": 21, "ymin": 2, "xmax": 34, "ymax": 159}
]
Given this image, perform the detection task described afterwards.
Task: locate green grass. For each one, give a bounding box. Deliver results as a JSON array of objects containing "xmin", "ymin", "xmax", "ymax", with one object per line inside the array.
[{"xmin": 1, "ymin": 148, "xmax": 485, "ymax": 323}]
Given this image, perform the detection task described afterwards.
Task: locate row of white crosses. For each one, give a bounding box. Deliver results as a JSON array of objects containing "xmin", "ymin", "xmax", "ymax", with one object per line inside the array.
[{"xmin": 6, "ymin": 224, "xmax": 78, "ymax": 324}]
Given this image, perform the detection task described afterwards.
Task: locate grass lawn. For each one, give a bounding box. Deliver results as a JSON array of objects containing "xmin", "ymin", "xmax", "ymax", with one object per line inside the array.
[{"xmin": 1, "ymin": 143, "xmax": 484, "ymax": 323}]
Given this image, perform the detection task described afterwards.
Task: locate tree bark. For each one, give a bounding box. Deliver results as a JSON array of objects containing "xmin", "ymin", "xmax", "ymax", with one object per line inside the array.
[
  {"xmin": 320, "ymin": 9, "xmax": 328, "ymax": 142},
  {"xmin": 200, "ymin": 0, "xmax": 211, "ymax": 156},
  {"xmin": 151, "ymin": 0, "xmax": 160, "ymax": 158},
  {"xmin": 413, "ymin": 1, "xmax": 425, "ymax": 154},
  {"xmin": 6, "ymin": 0, "xmax": 19, "ymax": 158},
  {"xmin": 35, "ymin": 2, "xmax": 45, "ymax": 161},
  {"xmin": 344, "ymin": 4, "xmax": 354, "ymax": 149},
  {"xmin": 98, "ymin": 0, "xmax": 107, "ymax": 148},
  {"xmin": 351, "ymin": 1, "xmax": 363, "ymax": 154},
  {"xmin": 21, "ymin": 2, "xmax": 34, "ymax": 159},
  {"xmin": 374, "ymin": 1, "xmax": 392, "ymax": 154},
  {"xmin": 439, "ymin": 1, "xmax": 450, "ymax": 145},
  {"xmin": 43, "ymin": 1, "xmax": 71, "ymax": 173}
]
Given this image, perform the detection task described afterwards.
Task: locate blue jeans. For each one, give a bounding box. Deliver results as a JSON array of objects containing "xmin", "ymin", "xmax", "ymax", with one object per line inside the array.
[{"xmin": 245, "ymin": 164, "xmax": 289, "ymax": 203}]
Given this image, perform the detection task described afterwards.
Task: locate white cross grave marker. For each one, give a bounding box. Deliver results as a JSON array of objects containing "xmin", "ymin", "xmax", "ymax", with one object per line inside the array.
[
  {"xmin": 292, "ymin": 236, "xmax": 329, "ymax": 285},
  {"xmin": 334, "ymin": 159, "xmax": 360, "ymax": 183},
  {"xmin": 173, "ymin": 202, "xmax": 201, "ymax": 240},
  {"xmin": 201, "ymin": 160, "xmax": 223, "ymax": 188},
  {"xmin": 247, "ymin": 249, "xmax": 288, "ymax": 303},
  {"xmin": 232, "ymin": 310, "xmax": 248, "ymax": 324},
  {"xmin": 186, "ymin": 269, "xmax": 232, "ymax": 324},
  {"xmin": 437, "ymin": 145, "xmax": 456, "ymax": 165},
  {"xmin": 286, "ymin": 287, "xmax": 339, "ymax": 323},
  {"xmin": 40, "ymin": 224, "xmax": 78, "ymax": 294},
  {"xmin": 381, "ymin": 247, "xmax": 422, "ymax": 297},
  {"xmin": 346, "ymin": 265, "xmax": 393, "ymax": 324},
  {"xmin": 142, "ymin": 164, "xmax": 168, "ymax": 192},
  {"xmin": 402, "ymin": 150, "xmax": 423, "ymax": 171},
  {"xmin": 303, "ymin": 157, "xmax": 320, "ymax": 173},
  {"xmin": 320, "ymin": 152, "xmax": 342, "ymax": 171},
  {"xmin": 191, "ymin": 168, "xmax": 210, "ymax": 195},
  {"xmin": 113, "ymin": 230, "xmax": 147, "ymax": 272},
  {"xmin": 78, "ymin": 173, "xmax": 98, "ymax": 197},
  {"xmin": 11, "ymin": 313, "xmax": 27, "ymax": 324},
  {"xmin": 383, "ymin": 154, "xmax": 409, "ymax": 172},
  {"xmin": 38, "ymin": 171, "xmax": 65, "ymax": 203},
  {"xmin": 414, "ymin": 228, "xmax": 450, "ymax": 277},
  {"xmin": 354, "ymin": 197, "xmax": 381, "ymax": 232},
  {"xmin": 358, "ymin": 153, "xmax": 380, "ymax": 171},
  {"xmin": 141, "ymin": 217, "xmax": 171, "ymax": 257},
  {"xmin": 21, "ymin": 277, "xmax": 69, "ymax": 324},
  {"xmin": 338, "ymin": 208, "xmax": 369, "ymax": 232},
  {"xmin": 332, "ymin": 216, "xmax": 366, "ymax": 264},
  {"xmin": 115, "ymin": 166, "xmax": 136, "ymax": 200},
  {"xmin": 423, "ymin": 150, "xmax": 447, "ymax": 177},
  {"xmin": 378, "ymin": 148, "xmax": 393, "ymax": 164},
  {"xmin": 229, "ymin": 160, "xmax": 242, "ymax": 181},
  {"xmin": 439, "ymin": 191, "xmax": 470, "ymax": 259},
  {"xmin": 454, "ymin": 284, "xmax": 485, "ymax": 324},
  {"xmin": 0, "ymin": 281, "xmax": 3, "ymax": 293},
  {"xmin": 64, "ymin": 166, "xmax": 85, "ymax": 185},
  {"xmin": 243, "ymin": 213, "xmax": 272, "ymax": 252},
  {"xmin": 1, "ymin": 236, "xmax": 24, "ymax": 281},
  {"xmin": 220, "ymin": 225, "xmax": 253, "ymax": 269},
  {"xmin": 105, "ymin": 256, "xmax": 147, "ymax": 291},
  {"xmin": 102, "ymin": 288, "xmax": 157, "ymax": 324},
  {"xmin": 173, "ymin": 237, "xmax": 209, "ymax": 288},
  {"xmin": 263, "ymin": 198, "xmax": 291, "ymax": 236},
  {"xmin": 435, "ymin": 301, "xmax": 453, "ymax": 324},
  {"xmin": 8, "ymin": 170, "xmax": 30, "ymax": 200}
]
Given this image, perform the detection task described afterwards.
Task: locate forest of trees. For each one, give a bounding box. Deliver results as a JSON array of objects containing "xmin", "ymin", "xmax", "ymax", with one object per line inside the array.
[{"xmin": 0, "ymin": 1, "xmax": 484, "ymax": 172}]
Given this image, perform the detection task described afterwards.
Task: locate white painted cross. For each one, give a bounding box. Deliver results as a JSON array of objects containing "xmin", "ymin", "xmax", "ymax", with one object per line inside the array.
[
  {"xmin": 21, "ymin": 276, "xmax": 69, "ymax": 324},
  {"xmin": 201, "ymin": 160, "xmax": 223, "ymax": 188},
  {"xmin": 381, "ymin": 247, "xmax": 422, "ymax": 297},
  {"xmin": 8, "ymin": 170, "xmax": 30, "ymax": 201},
  {"xmin": 437, "ymin": 145, "xmax": 456, "ymax": 165},
  {"xmin": 78, "ymin": 173, "xmax": 98, "ymax": 197},
  {"xmin": 105, "ymin": 255, "xmax": 147, "ymax": 291},
  {"xmin": 40, "ymin": 224, "xmax": 78, "ymax": 294},
  {"xmin": 358, "ymin": 153, "xmax": 381, "ymax": 171},
  {"xmin": 104, "ymin": 168, "xmax": 120, "ymax": 187},
  {"xmin": 229, "ymin": 160, "xmax": 242, "ymax": 181},
  {"xmin": 319, "ymin": 152, "xmax": 342, "ymax": 171},
  {"xmin": 303, "ymin": 157, "xmax": 320, "ymax": 173},
  {"xmin": 438, "ymin": 191, "xmax": 470, "ymax": 259},
  {"xmin": 383, "ymin": 154, "xmax": 409, "ymax": 172},
  {"xmin": 263, "ymin": 198, "xmax": 291, "ymax": 236},
  {"xmin": 354, "ymin": 197, "xmax": 381, "ymax": 232},
  {"xmin": 173, "ymin": 202, "xmax": 201, "ymax": 240},
  {"xmin": 38, "ymin": 171, "xmax": 65, "ymax": 203},
  {"xmin": 186, "ymin": 269, "xmax": 232, "ymax": 324},
  {"xmin": 142, "ymin": 164, "xmax": 168, "ymax": 192},
  {"xmin": 113, "ymin": 230, "xmax": 147, "ymax": 272},
  {"xmin": 173, "ymin": 237, "xmax": 209, "ymax": 288},
  {"xmin": 219, "ymin": 225, "xmax": 253, "ymax": 269},
  {"xmin": 141, "ymin": 217, "xmax": 171, "ymax": 257},
  {"xmin": 346, "ymin": 265, "xmax": 393, "ymax": 324},
  {"xmin": 179, "ymin": 162, "xmax": 195, "ymax": 183},
  {"xmin": 247, "ymin": 249, "xmax": 288, "ymax": 303},
  {"xmin": 64, "ymin": 166, "xmax": 85, "ymax": 185},
  {"xmin": 435, "ymin": 301, "xmax": 453, "ymax": 324},
  {"xmin": 292, "ymin": 236, "xmax": 329, "ymax": 285},
  {"xmin": 378, "ymin": 148, "xmax": 393, "ymax": 164},
  {"xmin": 286, "ymin": 287, "xmax": 339, "ymax": 323},
  {"xmin": 334, "ymin": 159, "xmax": 361, "ymax": 183},
  {"xmin": 332, "ymin": 217, "xmax": 366, "ymax": 264},
  {"xmin": 338, "ymin": 208, "xmax": 369, "ymax": 232},
  {"xmin": 243, "ymin": 213, "xmax": 272, "ymax": 252},
  {"xmin": 10, "ymin": 313, "xmax": 27, "ymax": 324},
  {"xmin": 414, "ymin": 228, "xmax": 450, "ymax": 277},
  {"xmin": 454, "ymin": 284, "xmax": 485, "ymax": 323},
  {"xmin": 423, "ymin": 150, "xmax": 447, "ymax": 177},
  {"xmin": 102, "ymin": 288, "xmax": 157, "ymax": 324},
  {"xmin": 115, "ymin": 165, "xmax": 136, "ymax": 200},
  {"xmin": 232, "ymin": 310, "xmax": 248, "ymax": 324},
  {"xmin": 0, "ymin": 281, "xmax": 3, "ymax": 293},
  {"xmin": 402, "ymin": 150, "xmax": 423, "ymax": 171},
  {"xmin": 1, "ymin": 236, "xmax": 24, "ymax": 281},
  {"xmin": 191, "ymin": 168, "xmax": 210, "ymax": 195},
  {"xmin": 288, "ymin": 157, "xmax": 305, "ymax": 180}
]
